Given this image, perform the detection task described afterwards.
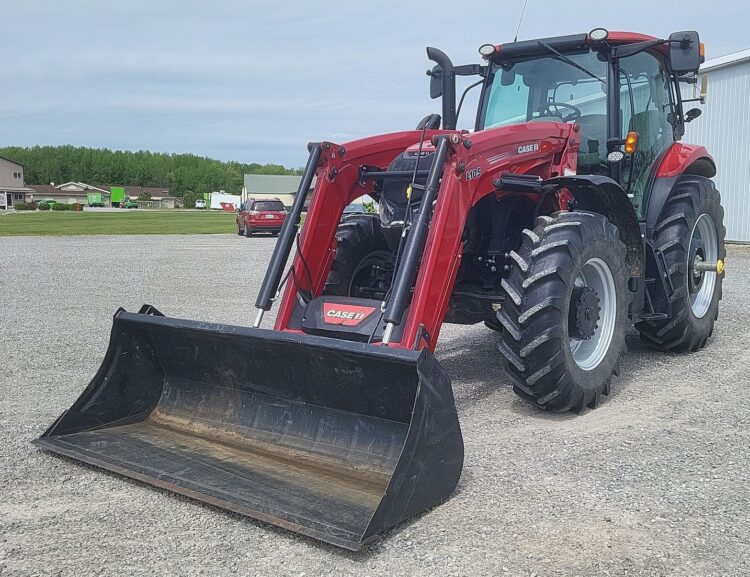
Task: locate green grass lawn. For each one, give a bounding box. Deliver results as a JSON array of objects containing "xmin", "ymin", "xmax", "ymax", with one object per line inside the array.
[{"xmin": 0, "ymin": 210, "xmax": 237, "ymax": 236}]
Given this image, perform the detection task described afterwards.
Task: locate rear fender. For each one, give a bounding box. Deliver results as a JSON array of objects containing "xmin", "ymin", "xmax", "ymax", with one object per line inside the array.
[
  {"xmin": 646, "ymin": 144, "xmax": 716, "ymax": 233},
  {"xmin": 546, "ymin": 175, "xmax": 643, "ymax": 278}
]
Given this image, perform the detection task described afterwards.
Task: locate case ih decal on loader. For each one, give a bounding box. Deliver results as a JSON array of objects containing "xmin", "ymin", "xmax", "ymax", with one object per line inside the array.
[
  {"xmin": 323, "ymin": 303, "xmax": 376, "ymax": 326},
  {"xmin": 35, "ymin": 29, "xmax": 724, "ymax": 550}
]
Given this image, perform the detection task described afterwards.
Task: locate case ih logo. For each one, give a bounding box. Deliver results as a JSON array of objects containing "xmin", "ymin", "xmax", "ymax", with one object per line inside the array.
[
  {"xmin": 518, "ymin": 142, "xmax": 540, "ymax": 154},
  {"xmin": 323, "ymin": 303, "xmax": 376, "ymax": 326}
]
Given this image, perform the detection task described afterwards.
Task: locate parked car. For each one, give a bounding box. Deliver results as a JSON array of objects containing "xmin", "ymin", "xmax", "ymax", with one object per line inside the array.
[
  {"xmin": 236, "ymin": 198, "xmax": 287, "ymax": 237},
  {"xmin": 195, "ymin": 199, "xmax": 206, "ymax": 209},
  {"xmin": 123, "ymin": 200, "xmax": 138, "ymax": 209}
]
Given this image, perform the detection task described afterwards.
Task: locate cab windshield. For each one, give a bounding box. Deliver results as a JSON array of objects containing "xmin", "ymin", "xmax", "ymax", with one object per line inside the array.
[{"xmin": 481, "ymin": 49, "xmax": 608, "ymax": 129}]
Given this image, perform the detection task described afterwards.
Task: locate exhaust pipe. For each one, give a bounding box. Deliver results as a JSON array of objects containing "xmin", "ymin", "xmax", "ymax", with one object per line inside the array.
[{"xmin": 427, "ymin": 47, "xmax": 457, "ymax": 130}]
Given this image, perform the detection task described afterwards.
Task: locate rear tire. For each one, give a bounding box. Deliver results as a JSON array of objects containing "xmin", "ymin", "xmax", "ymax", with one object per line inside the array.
[
  {"xmin": 497, "ymin": 211, "xmax": 630, "ymax": 413},
  {"xmin": 636, "ymin": 176, "xmax": 725, "ymax": 351},
  {"xmin": 324, "ymin": 215, "xmax": 392, "ymax": 298}
]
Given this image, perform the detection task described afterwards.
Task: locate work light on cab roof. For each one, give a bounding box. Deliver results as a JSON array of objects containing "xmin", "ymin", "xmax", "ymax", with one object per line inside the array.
[
  {"xmin": 588, "ymin": 27, "xmax": 609, "ymax": 42},
  {"xmin": 478, "ymin": 43, "xmax": 496, "ymax": 57}
]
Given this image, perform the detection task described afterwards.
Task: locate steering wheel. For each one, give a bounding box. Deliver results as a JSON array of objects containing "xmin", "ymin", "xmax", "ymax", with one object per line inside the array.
[{"xmin": 537, "ymin": 102, "xmax": 582, "ymax": 122}]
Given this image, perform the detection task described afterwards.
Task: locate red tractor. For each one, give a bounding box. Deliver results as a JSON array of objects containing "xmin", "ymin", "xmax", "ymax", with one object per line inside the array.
[{"xmin": 37, "ymin": 30, "xmax": 724, "ymax": 550}]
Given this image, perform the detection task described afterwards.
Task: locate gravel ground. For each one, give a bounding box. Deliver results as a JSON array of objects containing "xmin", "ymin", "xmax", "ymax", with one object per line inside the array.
[{"xmin": 1, "ymin": 235, "xmax": 748, "ymax": 577}]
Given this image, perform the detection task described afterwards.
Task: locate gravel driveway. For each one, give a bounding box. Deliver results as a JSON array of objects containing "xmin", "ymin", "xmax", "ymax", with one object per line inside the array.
[{"xmin": 1, "ymin": 235, "xmax": 748, "ymax": 577}]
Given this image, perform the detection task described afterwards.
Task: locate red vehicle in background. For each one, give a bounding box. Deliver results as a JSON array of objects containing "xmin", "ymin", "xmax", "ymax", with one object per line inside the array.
[{"xmin": 236, "ymin": 198, "xmax": 287, "ymax": 237}]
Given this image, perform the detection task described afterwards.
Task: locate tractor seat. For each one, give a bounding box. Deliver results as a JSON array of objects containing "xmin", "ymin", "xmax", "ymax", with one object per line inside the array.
[
  {"xmin": 630, "ymin": 110, "xmax": 663, "ymax": 148},
  {"xmin": 575, "ymin": 114, "xmax": 608, "ymax": 175}
]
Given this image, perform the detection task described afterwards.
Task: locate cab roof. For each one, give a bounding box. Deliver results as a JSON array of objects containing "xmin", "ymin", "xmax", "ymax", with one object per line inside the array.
[{"xmin": 493, "ymin": 31, "xmax": 663, "ymax": 61}]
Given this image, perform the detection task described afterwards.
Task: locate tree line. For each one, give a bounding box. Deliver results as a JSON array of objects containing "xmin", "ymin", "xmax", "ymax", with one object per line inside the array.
[{"xmin": 0, "ymin": 145, "xmax": 301, "ymax": 198}]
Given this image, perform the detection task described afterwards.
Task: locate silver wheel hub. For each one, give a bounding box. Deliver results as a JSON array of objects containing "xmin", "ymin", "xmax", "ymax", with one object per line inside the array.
[
  {"xmin": 569, "ymin": 258, "xmax": 617, "ymax": 371},
  {"xmin": 688, "ymin": 214, "xmax": 718, "ymax": 319}
]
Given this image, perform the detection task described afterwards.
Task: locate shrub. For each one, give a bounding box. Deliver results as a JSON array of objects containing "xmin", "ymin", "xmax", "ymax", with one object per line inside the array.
[
  {"xmin": 70, "ymin": 203, "xmax": 84, "ymax": 212},
  {"xmin": 38, "ymin": 202, "xmax": 51, "ymax": 211},
  {"xmin": 27, "ymin": 202, "xmax": 38, "ymax": 210},
  {"xmin": 52, "ymin": 202, "xmax": 70, "ymax": 211},
  {"xmin": 14, "ymin": 203, "xmax": 30, "ymax": 211},
  {"xmin": 182, "ymin": 190, "xmax": 199, "ymax": 209}
]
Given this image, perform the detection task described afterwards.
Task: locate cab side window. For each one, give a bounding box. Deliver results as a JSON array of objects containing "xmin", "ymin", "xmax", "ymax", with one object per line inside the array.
[{"xmin": 619, "ymin": 51, "xmax": 675, "ymax": 215}]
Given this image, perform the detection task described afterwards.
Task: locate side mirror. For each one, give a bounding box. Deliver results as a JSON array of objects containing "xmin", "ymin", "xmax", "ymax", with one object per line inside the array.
[
  {"xmin": 428, "ymin": 66, "xmax": 442, "ymax": 99},
  {"xmin": 669, "ymin": 31, "xmax": 701, "ymax": 73},
  {"xmin": 685, "ymin": 108, "xmax": 702, "ymax": 122}
]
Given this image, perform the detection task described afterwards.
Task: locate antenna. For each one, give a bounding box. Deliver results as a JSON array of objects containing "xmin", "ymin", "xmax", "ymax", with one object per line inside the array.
[{"xmin": 513, "ymin": 0, "xmax": 529, "ymax": 42}]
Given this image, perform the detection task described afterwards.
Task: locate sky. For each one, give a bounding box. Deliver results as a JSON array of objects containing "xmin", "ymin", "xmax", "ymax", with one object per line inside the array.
[{"xmin": 4, "ymin": 1, "xmax": 748, "ymax": 167}]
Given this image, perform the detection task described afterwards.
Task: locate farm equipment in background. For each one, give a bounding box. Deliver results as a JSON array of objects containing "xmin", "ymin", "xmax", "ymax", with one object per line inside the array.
[
  {"xmin": 86, "ymin": 192, "xmax": 104, "ymax": 207},
  {"xmin": 36, "ymin": 29, "xmax": 724, "ymax": 549},
  {"xmin": 110, "ymin": 186, "xmax": 125, "ymax": 208}
]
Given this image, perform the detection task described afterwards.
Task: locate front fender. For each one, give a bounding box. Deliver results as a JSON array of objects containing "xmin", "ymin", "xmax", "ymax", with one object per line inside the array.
[{"xmin": 546, "ymin": 175, "xmax": 643, "ymax": 277}]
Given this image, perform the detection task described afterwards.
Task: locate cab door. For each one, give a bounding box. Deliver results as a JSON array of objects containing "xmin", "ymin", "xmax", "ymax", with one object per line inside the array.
[{"xmin": 618, "ymin": 51, "xmax": 676, "ymax": 218}]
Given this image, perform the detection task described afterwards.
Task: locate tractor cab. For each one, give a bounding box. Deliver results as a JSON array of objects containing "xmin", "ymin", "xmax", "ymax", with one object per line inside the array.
[{"xmin": 431, "ymin": 30, "xmax": 705, "ymax": 217}]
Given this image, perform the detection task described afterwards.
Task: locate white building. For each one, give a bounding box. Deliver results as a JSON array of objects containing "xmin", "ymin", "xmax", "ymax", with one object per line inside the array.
[{"xmin": 685, "ymin": 49, "xmax": 750, "ymax": 242}]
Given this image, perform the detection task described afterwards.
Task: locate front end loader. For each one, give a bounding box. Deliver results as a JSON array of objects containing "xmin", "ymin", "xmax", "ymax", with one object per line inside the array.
[{"xmin": 36, "ymin": 29, "xmax": 724, "ymax": 549}]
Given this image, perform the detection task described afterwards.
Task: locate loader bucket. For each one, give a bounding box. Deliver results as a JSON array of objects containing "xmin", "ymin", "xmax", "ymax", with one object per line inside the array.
[{"xmin": 34, "ymin": 308, "xmax": 463, "ymax": 550}]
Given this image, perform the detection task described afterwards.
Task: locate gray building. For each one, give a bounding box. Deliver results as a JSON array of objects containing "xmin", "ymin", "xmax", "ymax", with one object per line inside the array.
[
  {"xmin": 0, "ymin": 156, "xmax": 35, "ymax": 209},
  {"xmin": 685, "ymin": 49, "xmax": 750, "ymax": 242},
  {"xmin": 243, "ymin": 173, "xmax": 370, "ymax": 208},
  {"xmin": 243, "ymin": 174, "xmax": 316, "ymax": 207}
]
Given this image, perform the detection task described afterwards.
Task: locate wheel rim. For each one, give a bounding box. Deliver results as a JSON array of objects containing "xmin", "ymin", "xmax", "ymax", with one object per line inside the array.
[
  {"xmin": 689, "ymin": 214, "xmax": 718, "ymax": 319},
  {"xmin": 569, "ymin": 258, "xmax": 617, "ymax": 371}
]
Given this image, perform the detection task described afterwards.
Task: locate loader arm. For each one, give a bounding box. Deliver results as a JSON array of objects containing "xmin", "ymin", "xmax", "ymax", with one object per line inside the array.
[
  {"xmin": 272, "ymin": 130, "xmax": 442, "ymax": 335},
  {"xmin": 274, "ymin": 122, "xmax": 578, "ymax": 351}
]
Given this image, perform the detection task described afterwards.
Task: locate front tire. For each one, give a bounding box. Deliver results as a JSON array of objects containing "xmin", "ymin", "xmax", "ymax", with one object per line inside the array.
[
  {"xmin": 497, "ymin": 211, "xmax": 630, "ymax": 413},
  {"xmin": 636, "ymin": 176, "xmax": 725, "ymax": 351}
]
